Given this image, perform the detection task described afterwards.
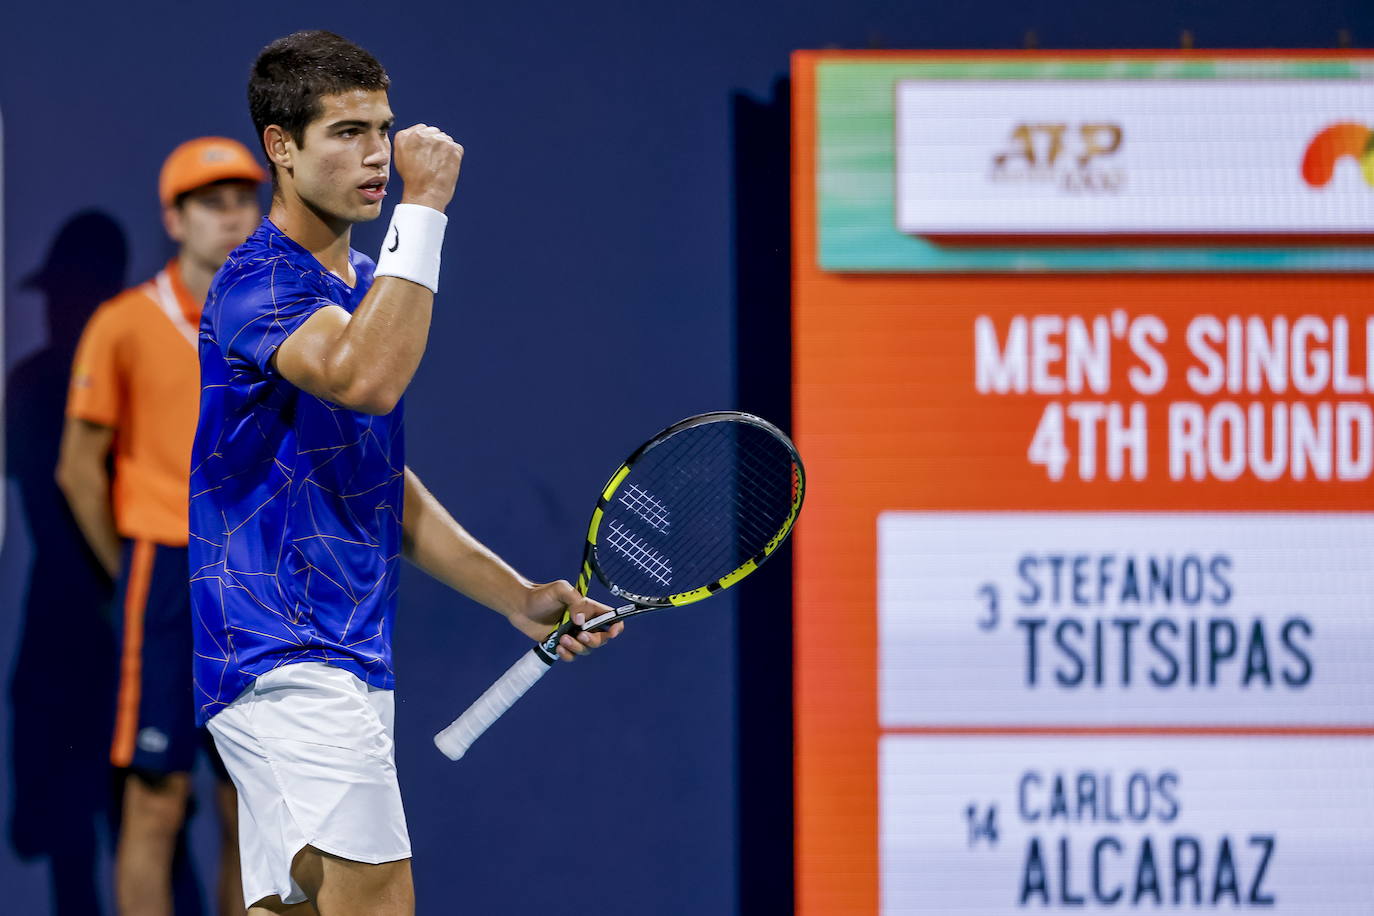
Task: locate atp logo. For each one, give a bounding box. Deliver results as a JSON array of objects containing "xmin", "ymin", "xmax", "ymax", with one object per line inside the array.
[
  {"xmin": 991, "ymin": 122, "xmax": 1124, "ymax": 193},
  {"xmin": 1301, "ymin": 123, "xmax": 1374, "ymax": 187}
]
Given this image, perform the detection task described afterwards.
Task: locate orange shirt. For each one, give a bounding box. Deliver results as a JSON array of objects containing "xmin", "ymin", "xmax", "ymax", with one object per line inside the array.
[{"xmin": 66, "ymin": 260, "xmax": 202, "ymax": 546}]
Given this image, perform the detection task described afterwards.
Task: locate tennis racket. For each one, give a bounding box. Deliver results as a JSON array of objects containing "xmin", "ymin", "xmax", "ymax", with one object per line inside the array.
[{"xmin": 434, "ymin": 410, "xmax": 805, "ymax": 760}]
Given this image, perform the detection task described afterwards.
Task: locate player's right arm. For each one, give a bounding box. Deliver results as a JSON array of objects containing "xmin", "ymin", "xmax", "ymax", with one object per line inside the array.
[
  {"xmin": 56, "ymin": 419, "xmax": 121, "ymax": 577},
  {"xmin": 400, "ymin": 466, "xmax": 622, "ymax": 661},
  {"xmin": 273, "ymin": 125, "xmax": 463, "ymax": 414}
]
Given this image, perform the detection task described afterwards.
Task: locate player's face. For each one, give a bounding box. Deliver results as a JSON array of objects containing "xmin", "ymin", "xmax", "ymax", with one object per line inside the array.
[
  {"xmin": 169, "ymin": 181, "xmax": 262, "ymax": 272},
  {"xmin": 291, "ymin": 90, "xmax": 394, "ymax": 224}
]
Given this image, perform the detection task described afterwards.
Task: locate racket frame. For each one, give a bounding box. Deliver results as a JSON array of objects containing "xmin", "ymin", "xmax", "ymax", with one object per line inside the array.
[
  {"xmin": 531, "ymin": 412, "xmax": 803, "ymax": 660},
  {"xmin": 577, "ymin": 410, "xmax": 806, "ymax": 610}
]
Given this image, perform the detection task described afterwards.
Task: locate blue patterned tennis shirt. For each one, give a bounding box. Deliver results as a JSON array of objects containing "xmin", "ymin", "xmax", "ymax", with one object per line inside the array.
[{"xmin": 189, "ymin": 218, "xmax": 404, "ymax": 725}]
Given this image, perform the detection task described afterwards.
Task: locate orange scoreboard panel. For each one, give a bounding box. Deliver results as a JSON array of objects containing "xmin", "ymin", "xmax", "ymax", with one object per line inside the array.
[{"xmin": 792, "ymin": 51, "xmax": 1374, "ymax": 915}]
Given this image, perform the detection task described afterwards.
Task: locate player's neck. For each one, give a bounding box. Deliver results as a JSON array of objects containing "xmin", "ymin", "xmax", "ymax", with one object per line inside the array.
[{"xmin": 269, "ymin": 195, "xmax": 356, "ymax": 286}]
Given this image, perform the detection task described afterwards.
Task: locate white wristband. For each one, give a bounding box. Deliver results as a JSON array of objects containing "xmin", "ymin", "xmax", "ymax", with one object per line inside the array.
[{"xmin": 375, "ymin": 203, "xmax": 448, "ymax": 294}]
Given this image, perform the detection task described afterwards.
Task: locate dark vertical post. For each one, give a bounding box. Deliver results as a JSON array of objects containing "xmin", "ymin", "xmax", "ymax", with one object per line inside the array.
[{"xmin": 731, "ymin": 76, "xmax": 795, "ymax": 914}]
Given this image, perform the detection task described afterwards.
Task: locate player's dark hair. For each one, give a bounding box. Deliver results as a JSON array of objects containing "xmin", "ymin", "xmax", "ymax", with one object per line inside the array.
[{"xmin": 248, "ymin": 30, "xmax": 390, "ymax": 183}]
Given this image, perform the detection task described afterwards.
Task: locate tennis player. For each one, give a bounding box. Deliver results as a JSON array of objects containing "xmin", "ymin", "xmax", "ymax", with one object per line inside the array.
[
  {"xmin": 58, "ymin": 136, "xmax": 263, "ymax": 916},
  {"xmin": 188, "ymin": 31, "xmax": 621, "ymax": 915}
]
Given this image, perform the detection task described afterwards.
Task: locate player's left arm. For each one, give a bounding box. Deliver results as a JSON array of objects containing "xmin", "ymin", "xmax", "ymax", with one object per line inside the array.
[{"xmin": 401, "ymin": 466, "xmax": 623, "ymax": 660}]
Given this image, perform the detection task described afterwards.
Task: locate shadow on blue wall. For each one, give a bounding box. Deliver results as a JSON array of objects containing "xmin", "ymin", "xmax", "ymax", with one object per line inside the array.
[
  {"xmin": 6, "ymin": 212, "xmax": 215, "ymax": 915},
  {"xmin": 5, "ymin": 210, "xmax": 127, "ymax": 913}
]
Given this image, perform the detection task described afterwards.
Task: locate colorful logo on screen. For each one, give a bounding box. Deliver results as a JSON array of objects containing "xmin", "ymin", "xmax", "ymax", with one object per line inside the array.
[{"xmin": 1301, "ymin": 123, "xmax": 1374, "ymax": 187}]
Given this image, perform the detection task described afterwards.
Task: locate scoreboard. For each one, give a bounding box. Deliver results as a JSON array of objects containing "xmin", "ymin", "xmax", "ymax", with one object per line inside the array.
[{"xmin": 792, "ymin": 51, "xmax": 1374, "ymax": 915}]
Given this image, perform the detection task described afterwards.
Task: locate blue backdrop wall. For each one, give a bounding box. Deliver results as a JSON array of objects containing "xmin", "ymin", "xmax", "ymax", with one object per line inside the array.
[{"xmin": 2, "ymin": 2, "xmax": 1371, "ymax": 913}]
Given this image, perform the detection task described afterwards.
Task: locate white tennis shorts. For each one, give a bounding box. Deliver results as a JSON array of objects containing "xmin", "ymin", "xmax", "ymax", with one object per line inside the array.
[{"xmin": 206, "ymin": 662, "xmax": 412, "ymax": 907}]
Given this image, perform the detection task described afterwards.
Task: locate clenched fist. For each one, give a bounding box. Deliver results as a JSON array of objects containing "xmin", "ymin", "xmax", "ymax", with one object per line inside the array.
[{"xmin": 394, "ymin": 124, "xmax": 464, "ymax": 212}]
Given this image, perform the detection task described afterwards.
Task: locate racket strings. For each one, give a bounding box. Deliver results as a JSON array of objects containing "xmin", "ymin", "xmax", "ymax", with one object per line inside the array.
[
  {"xmin": 616, "ymin": 483, "xmax": 671, "ymax": 533},
  {"xmin": 595, "ymin": 420, "xmax": 797, "ymax": 599},
  {"xmin": 679, "ymin": 448, "xmax": 786, "ymax": 553},
  {"xmin": 602, "ymin": 520, "xmax": 674, "ymax": 587}
]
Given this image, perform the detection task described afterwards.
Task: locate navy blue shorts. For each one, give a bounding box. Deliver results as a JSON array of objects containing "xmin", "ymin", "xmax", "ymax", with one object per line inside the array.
[{"xmin": 111, "ymin": 539, "xmax": 226, "ymax": 778}]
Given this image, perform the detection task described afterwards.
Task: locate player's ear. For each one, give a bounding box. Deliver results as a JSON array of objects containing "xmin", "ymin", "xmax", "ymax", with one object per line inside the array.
[{"xmin": 263, "ymin": 125, "xmax": 293, "ymax": 173}]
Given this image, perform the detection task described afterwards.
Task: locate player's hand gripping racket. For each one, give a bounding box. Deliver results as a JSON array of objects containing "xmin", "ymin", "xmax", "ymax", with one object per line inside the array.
[{"xmin": 434, "ymin": 410, "xmax": 805, "ymax": 760}]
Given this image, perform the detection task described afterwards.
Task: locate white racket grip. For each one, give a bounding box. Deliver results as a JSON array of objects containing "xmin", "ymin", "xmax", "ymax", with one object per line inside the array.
[{"xmin": 434, "ymin": 649, "xmax": 553, "ymax": 761}]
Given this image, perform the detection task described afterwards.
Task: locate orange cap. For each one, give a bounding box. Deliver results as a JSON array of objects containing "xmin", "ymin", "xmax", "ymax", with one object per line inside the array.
[{"xmin": 159, "ymin": 137, "xmax": 267, "ymax": 207}]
